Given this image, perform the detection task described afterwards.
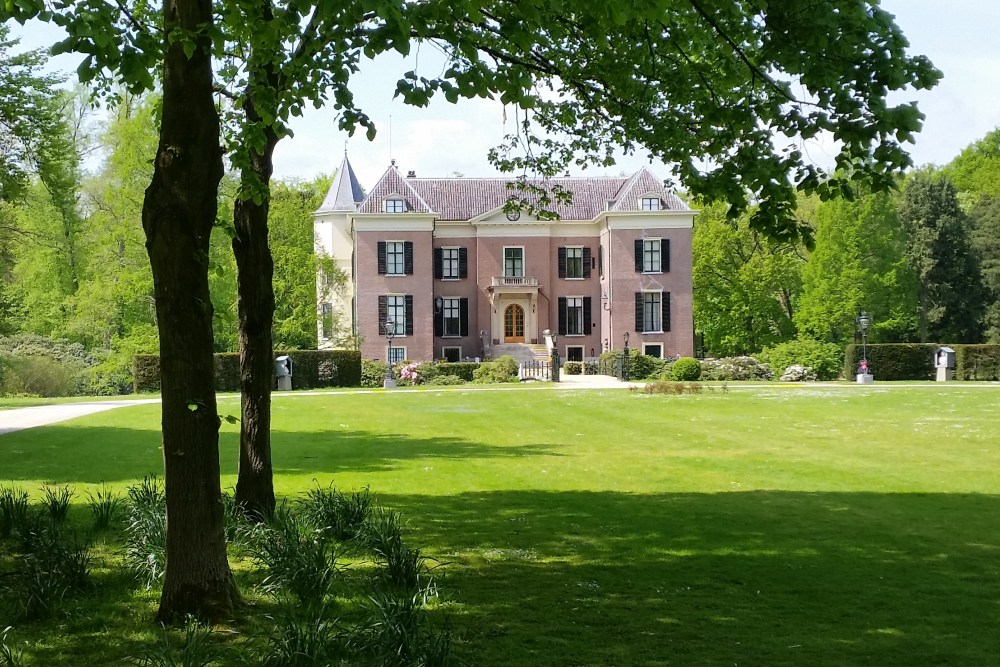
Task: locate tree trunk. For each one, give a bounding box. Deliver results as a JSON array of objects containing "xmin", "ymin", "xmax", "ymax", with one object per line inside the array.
[
  {"xmin": 232, "ymin": 116, "xmax": 279, "ymax": 521},
  {"xmin": 143, "ymin": 0, "xmax": 239, "ymax": 623}
]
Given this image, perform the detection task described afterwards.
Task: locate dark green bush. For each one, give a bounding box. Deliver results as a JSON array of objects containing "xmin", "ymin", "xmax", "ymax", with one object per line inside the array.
[
  {"xmin": 134, "ymin": 349, "xmax": 363, "ymax": 393},
  {"xmin": 955, "ymin": 345, "xmax": 1000, "ymax": 380},
  {"xmin": 1, "ymin": 356, "xmax": 86, "ymax": 397},
  {"xmin": 563, "ymin": 361, "xmax": 582, "ymax": 375},
  {"xmin": 426, "ymin": 375, "xmax": 466, "ymax": 386},
  {"xmin": 670, "ymin": 357, "xmax": 702, "ymax": 381},
  {"xmin": 843, "ymin": 344, "xmax": 936, "ymax": 381},
  {"xmin": 761, "ymin": 339, "xmax": 844, "ymax": 381}
]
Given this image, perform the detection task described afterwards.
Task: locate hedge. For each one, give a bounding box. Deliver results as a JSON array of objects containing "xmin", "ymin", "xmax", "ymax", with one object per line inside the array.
[
  {"xmin": 955, "ymin": 345, "xmax": 1000, "ymax": 380},
  {"xmin": 133, "ymin": 349, "xmax": 362, "ymax": 393},
  {"xmin": 843, "ymin": 343, "xmax": 937, "ymax": 381}
]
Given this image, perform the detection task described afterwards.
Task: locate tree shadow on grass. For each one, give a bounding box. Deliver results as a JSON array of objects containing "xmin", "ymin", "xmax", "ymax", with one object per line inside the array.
[
  {"xmin": 0, "ymin": 424, "xmax": 561, "ymax": 484},
  {"xmin": 380, "ymin": 490, "xmax": 1000, "ymax": 667}
]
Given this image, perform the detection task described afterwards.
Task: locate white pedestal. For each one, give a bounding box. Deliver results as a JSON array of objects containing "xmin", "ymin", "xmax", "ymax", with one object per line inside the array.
[
  {"xmin": 277, "ymin": 376, "xmax": 292, "ymax": 391},
  {"xmin": 936, "ymin": 367, "xmax": 953, "ymax": 382},
  {"xmin": 856, "ymin": 373, "xmax": 874, "ymax": 384},
  {"xmin": 383, "ymin": 378, "xmax": 396, "ymax": 389}
]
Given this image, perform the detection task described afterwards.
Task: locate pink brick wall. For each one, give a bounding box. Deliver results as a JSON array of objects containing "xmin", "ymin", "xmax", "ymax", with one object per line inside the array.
[
  {"xmin": 608, "ymin": 228, "xmax": 694, "ymax": 357},
  {"xmin": 356, "ymin": 229, "xmax": 434, "ymax": 361},
  {"xmin": 432, "ymin": 238, "xmax": 481, "ymax": 359}
]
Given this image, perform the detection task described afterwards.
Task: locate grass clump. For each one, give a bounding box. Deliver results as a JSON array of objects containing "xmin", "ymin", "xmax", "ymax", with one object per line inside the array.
[
  {"xmin": 41, "ymin": 484, "xmax": 74, "ymax": 525},
  {"xmin": 0, "ymin": 626, "xmax": 25, "ymax": 667},
  {"xmin": 0, "ymin": 486, "xmax": 29, "ymax": 540},
  {"xmin": 86, "ymin": 484, "xmax": 123, "ymax": 531},
  {"xmin": 123, "ymin": 475, "xmax": 166, "ymax": 589},
  {"xmin": 298, "ymin": 483, "xmax": 373, "ymax": 542},
  {"xmin": 134, "ymin": 616, "xmax": 218, "ymax": 667}
]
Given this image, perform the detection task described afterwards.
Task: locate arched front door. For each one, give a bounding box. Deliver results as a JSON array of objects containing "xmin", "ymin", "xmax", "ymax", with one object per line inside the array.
[{"xmin": 504, "ymin": 304, "xmax": 525, "ymax": 343}]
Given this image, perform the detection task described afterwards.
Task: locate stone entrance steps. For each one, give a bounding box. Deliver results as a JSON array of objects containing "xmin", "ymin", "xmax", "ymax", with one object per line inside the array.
[{"xmin": 490, "ymin": 343, "xmax": 550, "ymax": 364}]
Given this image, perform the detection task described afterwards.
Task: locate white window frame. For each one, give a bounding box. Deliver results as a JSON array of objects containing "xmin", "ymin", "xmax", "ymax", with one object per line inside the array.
[
  {"xmin": 388, "ymin": 346, "xmax": 407, "ymax": 364},
  {"xmin": 642, "ymin": 238, "xmax": 662, "ymax": 274},
  {"xmin": 385, "ymin": 241, "xmax": 405, "ymax": 276},
  {"xmin": 384, "ymin": 197, "xmax": 406, "ymax": 213},
  {"xmin": 565, "ymin": 296, "xmax": 585, "ymax": 336},
  {"xmin": 643, "ymin": 343, "xmax": 663, "ymax": 358},
  {"xmin": 565, "ymin": 246, "xmax": 584, "ymax": 279},
  {"xmin": 642, "ymin": 291, "xmax": 662, "ymax": 333},
  {"xmin": 442, "ymin": 247, "xmax": 460, "ymax": 280},
  {"xmin": 641, "ymin": 196, "xmax": 661, "ymax": 211},
  {"xmin": 565, "ymin": 345, "xmax": 584, "ymax": 362},
  {"xmin": 442, "ymin": 346, "xmax": 462, "ymax": 362},
  {"xmin": 504, "ymin": 246, "xmax": 524, "ymax": 278},
  {"xmin": 386, "ymin": 294, "xmax": 406, "ymax": 336},
  {"xmin": 442, "ymin": 297, "xmax": 462, "ymax": 337}
]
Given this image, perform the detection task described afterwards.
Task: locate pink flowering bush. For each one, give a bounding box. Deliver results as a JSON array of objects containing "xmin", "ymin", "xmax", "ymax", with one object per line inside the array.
[{"xmin": 399, "ymin": 362, "xmax": 421, "ymax": 385}]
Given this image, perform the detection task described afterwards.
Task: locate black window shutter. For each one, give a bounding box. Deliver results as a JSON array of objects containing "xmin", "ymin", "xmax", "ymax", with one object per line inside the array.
[
  {"xmin": 459, "ymin": 247, "xmax": 468, "ymax": 279},
  {"xmin": 558, "ymin": 297, "xmax": 567, "ymax": 336},
  {"xmin": 377, "ymin": 242, "xmax": 387, "ymax": 275},
  {"xmin": 598, "ymin": 246, "xmax": 604, "ymax": 278},
  {"xmin": 634, "ymin": 239, "xmax": 643, "ymax": 272},
  {"xmin": 661, "ymin": 239, "xmax": 670, "ymax": 272},
  {"xmin": 582, "ymin": 247, "xmax": 591, "ymax": 278},
  {"xmin": 404, "ymin": 242, "xmax": 414, "ymax": 275},
  {"xmin": 433, "ymin": 248, "xmax": 443, "ymax": 280},
  {"xmin": 634, "ymin": 292, "xmax": 644, "ymax": 332},
  {"xmin": 404, "ymin": 295, "xmax": 414, "ymax": 335},
  {"xmin": 662, "ymin": 292, "xmax": 671, "ymax": 332},
  {"xmin": 378, "ymin": 295, "xmax": 388, "ymax": 332},
  {"xmin": 460, "ymin": 298, "xmax": 469, "ymax": 337},
  {"xmin": 583, "ymin": 297, "xmax": 592, "ymax": 334},
  {"xmin": 434, "ymin": 303, "xmax": 443, "ymax": 336},
  {"xmin": 558, "ymin": 247, "xmax": 567, "ymax": 279}
]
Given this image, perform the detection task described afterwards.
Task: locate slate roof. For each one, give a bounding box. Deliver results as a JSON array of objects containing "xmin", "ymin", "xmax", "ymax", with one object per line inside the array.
[
  {"xmin": 353, "ymin": 164, "xmax": 689, "ymax": 220},
  {"xmin": 316, "ymin": 154, "xmax": 365, "ymax": 212}
]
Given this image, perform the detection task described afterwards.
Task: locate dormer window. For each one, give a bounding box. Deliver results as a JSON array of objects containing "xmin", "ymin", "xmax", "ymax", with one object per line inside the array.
[
  {"xmin": 384, "ymin": 197, "xmax": 406, "ymax": 213},
  {"xmin": 641, "ymin": 196, "xmax": 662, "ymax": 211}
]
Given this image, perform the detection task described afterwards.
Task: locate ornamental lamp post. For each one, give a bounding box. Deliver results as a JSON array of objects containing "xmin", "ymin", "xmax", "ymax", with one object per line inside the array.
[
  {"xmin": 622, "ymin": 330, "xmax": 630, "ymax": 382},
  {"xmin": 856, "ymin": 311, "xmax": 873, "ymax": 384},
  {"xmin": 384, "ymin": 317, "xmax": 397, "ymax": 389}
]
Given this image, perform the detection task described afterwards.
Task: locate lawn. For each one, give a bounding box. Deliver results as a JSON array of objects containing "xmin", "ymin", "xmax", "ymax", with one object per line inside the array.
[{"xmin": 2, "ymin": 384, "xmax": 1000, "ymax": 665}]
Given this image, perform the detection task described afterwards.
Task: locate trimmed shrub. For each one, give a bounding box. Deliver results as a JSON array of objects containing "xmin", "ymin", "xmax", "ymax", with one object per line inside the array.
[
  {"xmin": 426, "ymin": 375, "xmax": 465, "ymax": 386},
  {"xmin": 473, "ymin": 355, "xmax": 519, "ymax": 383},
  {"xmin": 362, "ymin": 359, "xmax": 389, "ymax": 388},
  {"xmin": 761, "ymin": 339, "xmax": 844, "ymax": 381},
  {"xmin": 955, "ymin": 345, "xmax": 1000, "ymax": 380},
  {"xmin": 670, "ymin": 357, "xmax": 702, "ymax": 381},
  {"xmin": 134, "ymin": 349, "xmax": 363, "ymax": 393},
  {"xmin": 563, "ymin": 361, "xmax": 582, "ymax": 375},
  {"xmin": 699, "ymin": 356, "xmax": 772, "ymax": 381},
  {"xmin": 843, "ymin": 344, "xmax": 936, "ymax": 381}
]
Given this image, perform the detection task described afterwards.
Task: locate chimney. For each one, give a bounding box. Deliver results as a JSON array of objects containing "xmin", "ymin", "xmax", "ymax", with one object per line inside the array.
[{"xmin": 406, "ymin": 170, "xmax": 416, "ymax": 178}]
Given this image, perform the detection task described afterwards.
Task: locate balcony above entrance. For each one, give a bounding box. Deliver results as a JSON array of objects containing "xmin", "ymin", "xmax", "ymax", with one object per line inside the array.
[{"xmin": 491, "ymin": 276, "xmax": 539, "ymax": 288}]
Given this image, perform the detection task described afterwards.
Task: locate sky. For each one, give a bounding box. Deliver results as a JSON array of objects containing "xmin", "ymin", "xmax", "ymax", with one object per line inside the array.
[{"xmin": 9, "ymin": 1, "xmax": 1000, "ymax": 190}]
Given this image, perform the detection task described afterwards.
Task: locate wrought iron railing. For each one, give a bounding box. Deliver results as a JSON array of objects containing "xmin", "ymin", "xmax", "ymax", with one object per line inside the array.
[{"xmin": 519, "ymin": 360, "xmax": 553, "ymax": 381}]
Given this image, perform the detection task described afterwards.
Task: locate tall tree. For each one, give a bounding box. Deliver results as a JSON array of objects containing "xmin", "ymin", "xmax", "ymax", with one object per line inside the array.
[
  {"xmin": 693, "ymin": 202, "xmax": 801, "ymax": 356},
  {"xmin": 970, "ymin": 196, "xmax": 1000, "ymax": 343},
  {"xmin": 899, "ymin": 172, "xmax": 985, "ymax": 343},
  {"xmin": 943, "ymin": 127, "xmax": 1000, "ymax": 205},
  {"xmin": 795, "ymin": 188, "xmax": 917, "ymax": 343}
]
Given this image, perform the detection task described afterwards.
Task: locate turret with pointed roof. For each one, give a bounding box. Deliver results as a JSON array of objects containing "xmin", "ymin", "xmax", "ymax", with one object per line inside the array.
[{"xmin": 317, "ymin": 153, "xmax": 365, "ymax": 213}]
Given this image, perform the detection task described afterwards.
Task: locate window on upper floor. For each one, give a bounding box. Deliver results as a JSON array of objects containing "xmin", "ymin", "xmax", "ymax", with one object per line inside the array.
[
  {"xmin": 641, "ymin": 197, "xmax": 662, "ymax": 211},
  {"xmin": 384, "ymin": 198, "xmax": 406, "ymax": 213},
  {"xmin": 385, "ymin": 295, "xmax": 406, "ymax": 335},
  {"xmin": 442, "ymin": 248, "xmax": 460, "ymax": 279},
  {"xmin": 642, "ymin": 239, "xmax": 661, "ymax": 273},
  {"xmin": 558, "ymin": 296, "xmax": 592, "ymax": 336},
  {"xmin": 386, "ymin": 241, "xmax": 405, "ymax": 275},
  {"xmin": 504, "ymin": 247, "xmax": 524, "ymax": 277},
  {"xmin": 566, "ymin": 247, "xmax": 583, "ymax": 279}
]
